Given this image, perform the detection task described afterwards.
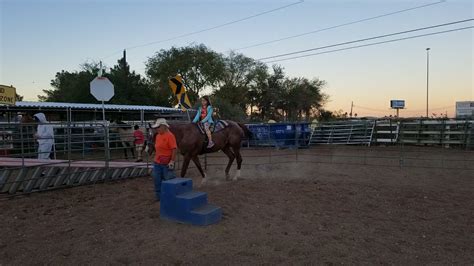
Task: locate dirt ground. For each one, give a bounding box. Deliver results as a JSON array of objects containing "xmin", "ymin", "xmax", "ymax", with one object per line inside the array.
[{"xmin": 1, "ymin": 147, "xmax": 473, "ymax": 264}]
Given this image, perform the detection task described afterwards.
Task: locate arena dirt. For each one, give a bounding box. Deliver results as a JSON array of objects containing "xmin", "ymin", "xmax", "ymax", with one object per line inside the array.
[{"xmin": 1, "ymin": 147, "xmax": 473, "ymax": 264}]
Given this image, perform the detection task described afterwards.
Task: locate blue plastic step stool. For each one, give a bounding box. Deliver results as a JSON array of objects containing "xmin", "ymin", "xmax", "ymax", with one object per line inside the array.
[{"xmin": 160, "ymin": 178, "xmax": 222, "ymax": 226}]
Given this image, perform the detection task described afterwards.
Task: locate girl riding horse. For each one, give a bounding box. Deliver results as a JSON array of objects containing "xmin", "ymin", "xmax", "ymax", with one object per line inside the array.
[{"xmin": 192, "ymin": 96, "xmax": 214, "ymax": 148}]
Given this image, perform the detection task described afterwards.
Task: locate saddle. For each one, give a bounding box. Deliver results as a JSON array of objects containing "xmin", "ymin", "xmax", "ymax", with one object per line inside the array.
[
  {"xmin": 197, "ymin": 120, "xmax": 229, "ymax": 154},
  {"xmin": 196, "ymin": 120, "xmax": 229, "ymax": 135}
]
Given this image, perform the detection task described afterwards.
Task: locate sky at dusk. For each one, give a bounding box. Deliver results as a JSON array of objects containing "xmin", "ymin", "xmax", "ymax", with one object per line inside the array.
[{"xmin": 1, "ymin": 0, "xmax": 472, "ymax": 117}]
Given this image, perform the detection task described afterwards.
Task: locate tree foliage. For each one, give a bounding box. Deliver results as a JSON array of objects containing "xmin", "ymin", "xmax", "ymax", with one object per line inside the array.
[
  {"xmin": 146, "ymin": 44, "xmax": 225, "ymax": 104},
  {"xmin": 40, "ymin": 44, "xmax": 328, "ymax": 122},
  {"xmin": 39, "ymin": 63, "xmax": 98, "ymax": 102},
  {"xmin": 39, "ymin": 60, "xmax": 159, "ymax": 105}
]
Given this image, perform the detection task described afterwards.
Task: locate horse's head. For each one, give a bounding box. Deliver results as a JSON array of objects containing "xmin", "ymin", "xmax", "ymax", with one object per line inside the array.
[{"xmin": 20, "ymin": 113, "xmax": 35, "ymax": 123}]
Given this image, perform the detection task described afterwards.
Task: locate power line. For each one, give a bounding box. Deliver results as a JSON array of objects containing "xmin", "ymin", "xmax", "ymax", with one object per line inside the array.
[
  {"xmin": 235, "ymin": 0, "xmax": 446, "ymax": 51},
  {"xmin": 100, "ymin": 0, "xmax": 304, "ymax": 60},
  {"xmin": 261, "ymin": 26, "xmax": 474, "ymax": 63},
  {"xmin": 258, "ymin": 19, "xmax": 473, "ymax": 61},
  {"xmin": 353, "ymin": 105, "xmax": 390, "ymax": 112},
  {"xmin": 403, "ymin": 105, "xmax": 455, "ymax": 112},
  {"xmin": 353, "ymin": 104, "xmax": 456, "ymax": 114}
]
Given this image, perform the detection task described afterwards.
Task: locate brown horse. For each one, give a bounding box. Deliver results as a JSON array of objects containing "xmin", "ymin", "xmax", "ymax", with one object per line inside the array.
[{"xmin": 149, "ymin": 121, "xmax": 252, "ymax": 184}]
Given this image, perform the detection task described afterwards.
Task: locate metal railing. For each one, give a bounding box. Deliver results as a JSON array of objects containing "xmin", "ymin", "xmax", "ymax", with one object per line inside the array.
[
  {"xmin": 308, "ymin": 119, "xmax": 474, "ymax": 149},
  {"xmin": 0, "ymin": 122, "xmax": 153, "ymax": 196},
  {"xmin": 2, "ymin": 120, "xmax": 473, "ymax": 197}
]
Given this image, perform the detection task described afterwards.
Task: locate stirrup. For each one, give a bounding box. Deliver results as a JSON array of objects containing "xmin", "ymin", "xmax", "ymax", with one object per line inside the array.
[{"xmin": 207, "ymin": 141, "xmax": 215, "ymax": 148}]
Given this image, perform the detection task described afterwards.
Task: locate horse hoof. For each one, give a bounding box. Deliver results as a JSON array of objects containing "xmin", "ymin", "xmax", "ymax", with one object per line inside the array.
[
  {"xmin": 232, "ymin": 170, "xmax": 241, "ymax": 181},
  {"xmin": 200, "ymin": 178, "xmax": 207, "ymax": 186}
]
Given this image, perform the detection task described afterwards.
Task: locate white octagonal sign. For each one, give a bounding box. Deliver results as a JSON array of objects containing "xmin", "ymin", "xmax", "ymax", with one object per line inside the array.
[{"xmin": 90, "ymin": 77, "xmax": 114, "ymax": 101}]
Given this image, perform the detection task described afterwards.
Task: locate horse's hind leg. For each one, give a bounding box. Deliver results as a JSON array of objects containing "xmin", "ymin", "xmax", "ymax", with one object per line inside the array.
[
  {"xmin": 191, "ymin": 156, "xmax": 206, "ymax": 178},
  {"xmin": 191, "ymin": 156, "xmax": 207, "ymax": 186},
  {"xmin": 180, "ymin": 155, "xmax": 191, "ymax": 178},
  {"xmin": 222, "ymin": 146, "xmax": 235, "ymax": 181},
  {"xmin": 122, "ymin": 142, "xmax": 128, "ymax": 159},
  {"xmin": 232, "ymin": 145, "xmax": 242, "ymax": 181},
  {"xmin": 130, "ymin": 143, "xmax": 135, "ymax": 159}
]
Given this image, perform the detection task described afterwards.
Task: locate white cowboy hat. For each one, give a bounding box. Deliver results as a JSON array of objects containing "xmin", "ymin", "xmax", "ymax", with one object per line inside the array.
[{"xmin": 151, "ymin": 118, "xmax": 170, "ymax": 128}]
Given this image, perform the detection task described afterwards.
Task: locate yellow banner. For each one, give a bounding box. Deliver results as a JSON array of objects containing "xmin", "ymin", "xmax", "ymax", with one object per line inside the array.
[
  {"xmin": 168, "ymin": 75, "xmax": 192, "ymax": 110},
  {"xmin": 0, "ymin": 85, "xmax": 16, "ymax": 105}
]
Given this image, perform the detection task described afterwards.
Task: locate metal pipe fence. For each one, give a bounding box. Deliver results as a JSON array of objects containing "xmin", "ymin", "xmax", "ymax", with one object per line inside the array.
[
  {"xmin": 0, "ymin": 122, "xmax": 153, "ymax": 197},
  {"xmin": 150, "ymin": 121, "xmax": 474, "ymax": 174},
  {"xmin": 1, "ymin": 120, "xmax": 473, "ymax": 197}
]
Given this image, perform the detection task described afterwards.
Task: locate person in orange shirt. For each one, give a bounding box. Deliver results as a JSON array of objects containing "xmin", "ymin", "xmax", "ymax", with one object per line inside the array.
[{"xmin": 151, "ymin": 118, "xmax": 177, "ymax": 201}]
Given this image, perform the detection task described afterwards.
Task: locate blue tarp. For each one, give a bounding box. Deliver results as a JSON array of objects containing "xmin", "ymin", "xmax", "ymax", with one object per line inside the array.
[{"xmin": 246, "ymin": 123, "xmax": 311, "ymax": 148}]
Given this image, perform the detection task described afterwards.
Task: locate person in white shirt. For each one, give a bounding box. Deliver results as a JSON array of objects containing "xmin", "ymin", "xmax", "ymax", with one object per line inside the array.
[{"xmin": 33, "ymin": 113, "xmax": 54, "ymax": 160}]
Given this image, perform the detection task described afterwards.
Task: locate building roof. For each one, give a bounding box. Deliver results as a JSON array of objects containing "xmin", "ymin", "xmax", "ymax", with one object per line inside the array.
[{"xmin": 9, "ymin": 101, "xmax": 185, "ymax": 112}]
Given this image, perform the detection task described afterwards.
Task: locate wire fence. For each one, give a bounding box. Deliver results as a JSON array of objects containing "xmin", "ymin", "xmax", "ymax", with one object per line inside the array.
[
  {"xmin": 1, "ymin": 120, "xmax": 473, "ymax": 197},
  {"xmin": 180, "ymin": 120, "xmax": 474, "ymax": 174}
]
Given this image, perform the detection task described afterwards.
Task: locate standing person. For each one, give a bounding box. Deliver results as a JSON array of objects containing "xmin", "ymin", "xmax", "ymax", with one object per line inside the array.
[
  {"xmin": 33, "ymin": 113, "xmax": 54, "ymax": 160},
  {"xmin": 133, "ymin": 125, "xmax": 145, "ymax": 162},
  {"xmin": 151, "ymin": 118, "xmax": 177, "ymax": 201},
  {"xmin": 192, "ymin": 96, "xmax": 215, "ymax": 148}
]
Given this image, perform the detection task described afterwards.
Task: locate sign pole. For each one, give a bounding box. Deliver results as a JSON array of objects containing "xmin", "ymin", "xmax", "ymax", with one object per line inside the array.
[
  {"xmin": 102, "ymin": 100, "xmax": 106, "ymax": 123},
  {"xmin": 90, "ymin": 73, "xmax": 114, "ymax": 170}
]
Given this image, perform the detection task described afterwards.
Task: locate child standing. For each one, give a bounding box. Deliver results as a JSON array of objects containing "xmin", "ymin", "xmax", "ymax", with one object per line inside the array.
[{"xmin": 133, "ymin": 125, "xmax": 145, "ymax": 162}]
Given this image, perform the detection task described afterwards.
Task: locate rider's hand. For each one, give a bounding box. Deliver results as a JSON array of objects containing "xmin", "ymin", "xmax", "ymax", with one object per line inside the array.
[{"xmin": 167, "ymin": 160, "xmax": 175, "ymax": 169}]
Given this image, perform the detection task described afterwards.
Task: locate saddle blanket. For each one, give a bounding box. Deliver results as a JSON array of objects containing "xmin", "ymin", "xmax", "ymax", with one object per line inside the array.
[{"xmin": 197, "ymin": 120, "xmax": 229, "ymax": 135}]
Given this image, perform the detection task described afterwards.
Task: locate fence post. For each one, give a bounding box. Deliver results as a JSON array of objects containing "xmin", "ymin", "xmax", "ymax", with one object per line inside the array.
[
  {"xmin": 104, "ymin": 123, "xmax": 110, "ymax": 177},
  {"xmin": 399, "ymin": 123, "xmax": 404, "ymax": 169},
  {"xmin": 67, "ymin": 110, "xmax": 72, "ymax": 165},
  {"xmin": 82, "ymin": 125, "xmax": 85, "ymax": 159},
  {"xmin": 295, "ymin": 122, "xmax": 299, "ymax": 162},
  {"xmin": 464, "ymin": 120, "xmax": 470, "ymax": 150},
  {"xmin": 20, "ymin": 125, "xmax": 25, "ymax": 167},
  {"xmin": 389, "ymin": 119, "xmax": 393, "ymax": 143}
]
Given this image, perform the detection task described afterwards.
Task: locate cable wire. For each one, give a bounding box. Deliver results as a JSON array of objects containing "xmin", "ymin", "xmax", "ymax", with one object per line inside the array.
[
  {"xmin": 261, "ymin": 26, "xmax": 474, "ymax": 63},
  {"xmin": 236, "ymin": 0, "xmax": 447, "ymax": 51},
  {"xmin": 100, "ymin": 0, "xmax": 304, "ymax": 60},
  {"xmin": 258, "ymin": 19, "xmax": 473, "ymax": 61}
]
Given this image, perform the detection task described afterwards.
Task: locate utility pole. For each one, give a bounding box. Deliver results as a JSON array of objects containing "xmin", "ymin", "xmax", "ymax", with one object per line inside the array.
[
  {"xmin": 426, "ymin": 48, "xmax": 430, "ymax": 118},
  {"xmin": 350, "ymin": 101, "xmax": 353, "ymax": 118},
  {"xmin": 98, "ymin": 61, "xmax": 103, "ymax": 77}
]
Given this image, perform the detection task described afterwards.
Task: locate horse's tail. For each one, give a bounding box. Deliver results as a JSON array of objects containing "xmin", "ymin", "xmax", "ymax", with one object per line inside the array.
[{"xmin": 237, "ymin": 123, "xmax": 253, "ymax": 139}]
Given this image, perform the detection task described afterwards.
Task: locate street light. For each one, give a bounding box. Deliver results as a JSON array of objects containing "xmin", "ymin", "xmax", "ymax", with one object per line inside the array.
[{"xmin": 426, "ymin": 48, "xmax": 430, "ymax": 118}]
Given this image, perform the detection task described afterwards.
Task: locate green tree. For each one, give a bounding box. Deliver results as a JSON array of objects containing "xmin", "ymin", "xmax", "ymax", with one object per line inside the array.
[
  {"xmin": 39, "ymin": 60, "xmax": 160, "ymax": 105},
  {"xmin": 283, "ymin": 77, "xmax": 326, "ymax": 120},
  {"xmin": 146, "ymin": 44, "xmax": 225, "ymax": 104},
  {"xmin": 210, "ymin": 95, "xmax": 247, "ymax": 121},
  {"xmin": 107, "ymin": 57, "xmax": 161, "ymax": 106},
  {"xmin": 39, "ymin": 63, "xmax": 98, "ymax": 102},
  {"xmin": 249, "ymin": 65, "xmax": 286, "ymax": 121},
  {"xmin": 213, "ymin": 52, "xmax": 268, "ymax": 118}
]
